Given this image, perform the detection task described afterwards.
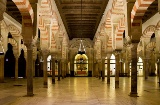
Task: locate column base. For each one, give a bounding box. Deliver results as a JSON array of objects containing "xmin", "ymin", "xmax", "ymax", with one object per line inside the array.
[
  {"xmin": 102, "ymin": 78, "xmax": 105, "ymax": 81},
  {"xmin": 58, "ymin": 77, "xmax": 60, "ymax": 81},
  {"xmin": 129, "ymin": 92, "xmax": 139, "ymax": 97},
  {"xmin": 0, "ymin": 80, "xmax": 4, "ymax": 83},
  {"xmin": 43, "ymin": 82, "xmax": 48, "ymax": 88},
  {"xmin": 107, "ymin": 80, "xmax": 110, "ymax": 84},
  {"xmin": 26, "ymin": 93, "xmax": 34, "ymax": 97},
  {"xmin": 115, "ymin": 81, "xmax": 119, "ymax": 88},
  {"xmin": 52, "ymin": 79, "xmax": 55, "ymax": 84}
]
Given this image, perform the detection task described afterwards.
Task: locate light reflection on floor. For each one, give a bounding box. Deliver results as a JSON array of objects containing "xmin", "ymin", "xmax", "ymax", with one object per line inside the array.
[{"xmin": 0, "ymin": 77, "xmax": 160, "ymax": 105}]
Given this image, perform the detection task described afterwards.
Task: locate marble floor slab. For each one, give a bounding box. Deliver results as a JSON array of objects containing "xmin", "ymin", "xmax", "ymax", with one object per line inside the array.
[{"xmin": 0, "ymin": 76, "xmax": 160, "ymax": 105}]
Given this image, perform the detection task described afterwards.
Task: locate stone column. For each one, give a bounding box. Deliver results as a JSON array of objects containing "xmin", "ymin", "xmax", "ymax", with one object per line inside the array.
[
  {"xmin": 150, "ymin": 54, "xmax": 156, "ymax": 76},
  {"xmin": 25, "ymin": 41, "xmax": 33, "ymax": 96},
  {"xmin": 0, "ymin": 1, "xmax": 6, "ymax": 83},
  {"xmin": 32, "ymin": 59, "xmax": 36, "ymax": 77},
  {"xmin": 15, "ymin": 57, "xmax": 18, "ymax": 79},
  {"xmin": 98, "ymin": 60, "xmax": 102, "ymax": 79},
  {"xmin": 64, "ymin": 60, "xmax": 67, "ymax": 78},
  {"xmin": 0, "ymin": 55, "xmax": 4, "ymax": 82},
  {"xmin": 143, "ymin": 58, "xmax": 149, "ymax": 79},
  {"xmin": 61, "ymin": 59, "xmax": 65, "ymax": 79},
  {"xmin": 42, "ymin": 52, "xmax": 48, "ymax": 88},
  {"xmin": 51, "ymin": 55, "xmax": 55, "ymax": 84},
  {"xmin": 107, "ymin": 58, "xmax": 110, "ymax": 84},
  {"xmin": 66, "ymin": 60, "xmax": 69, "ymax": 76},
  {"xmin": 95, "ymin": 62, "xmax": 98, "ymax": 77},
  {"xmin": 102, "ymin": 59, "xmax": 105, "ymax": 81},
  {"xmin": 157, "ymin": 57, "xmax": 160, "ymax": 86},
  {"xmin": 130, "ymin": 43, "xmax": 138, "ymax": 97},
  {"xmin": 115, "ymin": 51, "xmax": 120, "ymax": 88},
  {"xmin": 58, "ymin": 60, "xmax": 61, "ymax": 81},
  {"xmin": 125, "ymin": 60, "xmax": 130, "ymax": 77}
]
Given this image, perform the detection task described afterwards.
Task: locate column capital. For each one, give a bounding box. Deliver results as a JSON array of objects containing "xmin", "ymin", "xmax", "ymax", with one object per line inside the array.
[
  {"xmin": 114, "ymin": 49, "xmax": 122, "ymax": 55},
  {"xmin": 41, "ymin": 49, "xmax": 49, "ymax": 57},
  {"xmin": 24, "ymin": 39, "xmax": 33, "ymax": 50},
  {"xmin": 107, "ymin": 54, "xmax": 112, "ymax": 59}
]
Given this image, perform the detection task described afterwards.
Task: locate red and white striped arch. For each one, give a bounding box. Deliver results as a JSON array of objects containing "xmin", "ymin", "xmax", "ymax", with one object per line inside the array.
[
  {"xmin": 106, "ymin": 37, "xmax": 113, "ymax": 53},
  {"xmin": 40, "ymin": 0, "xmax": 53, "ymax": 16},
  {"xmin": 111, "ymin": 0, "xmax": 124, "ymax": 15},
  {"xmin": 107, "ymin": 37, "xmax": 112, "ymax": 48},
  {"xmin": 131, "ymin": 0, "xmax": 155, "ymax": 25},
  {"xmin": 114, "ymin": 16, "xmax": 125, "ymax": 49},
  {"xmin": 8, "ymin": 24, "xmax": 21, "ymax": 37},
  {"xmin": 104, "ymin": 10, "xmax": 112, "ymax": 39},
  {"xmin": 105, "ymin": 10, "xmax": 112, "ymax": 29},
  {"xmin": 39, "ymin": 16, "xmax": 48, "ymax": 41},
  {"xmin": 8, "ymin": 38, "xmax": 18, "ymax": 56},
  {"xmin": 146, "ymin": 42, "xmax": 156, "ymax": 51},
  {"xmin": 143, "ymin": 25, "xmax": 156, "ymax": 38},
  {"xmin": 50, "ymin": 33, "xmax": 57, "ymax": 49},
  {"xmin": 156, "ymin": 20, "xmax": 160, "ymax": 30},
  {"xmin": 12, "ymin": 0, "xmax": 34, "ymax": 27}
]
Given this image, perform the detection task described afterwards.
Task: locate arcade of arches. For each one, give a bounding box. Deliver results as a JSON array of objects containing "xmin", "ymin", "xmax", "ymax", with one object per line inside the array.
[{"xmin": 0, "ymin": 0, "xmax": 160, "ymax": 99}]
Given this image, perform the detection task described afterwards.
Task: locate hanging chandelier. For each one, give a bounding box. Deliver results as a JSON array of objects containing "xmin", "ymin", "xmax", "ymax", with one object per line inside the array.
[
  {"xmin": 77, "ymin": 0, "xmax": 86, "ymax": 55},
  {"xmin": 78, "ymin": 39, "xmax": 86, "ymax": 55}
]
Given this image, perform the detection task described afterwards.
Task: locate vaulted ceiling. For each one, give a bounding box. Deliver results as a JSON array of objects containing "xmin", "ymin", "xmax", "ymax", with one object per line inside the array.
[{"xmin": 55, "ymin": 0, "xmax": 109, "ymax": 40}]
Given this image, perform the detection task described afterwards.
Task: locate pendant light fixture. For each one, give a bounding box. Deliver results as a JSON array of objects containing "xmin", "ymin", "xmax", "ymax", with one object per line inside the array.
[{"xmin": 77, "ymin": 0, "xmax": 86, "ymax": 55}]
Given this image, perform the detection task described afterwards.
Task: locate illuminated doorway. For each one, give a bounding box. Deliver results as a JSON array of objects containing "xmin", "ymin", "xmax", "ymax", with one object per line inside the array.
[
  {"xmin": 105, "ymin": 54, "xmax": 116, "ymax": 76},
  {"xmin": 129, "ymin": 57, "xmax": 143, "ymax": 76},
  {"xmin": 137, "ymin": 57, "xmax": 143, "ymax": 76},
  {"xmin": 47, "ymin": 55, "xmax": 58, "ymax": 76},
  {"xmin": 74, "ymin": 54, "xmax": 88, "ymax": 76}
]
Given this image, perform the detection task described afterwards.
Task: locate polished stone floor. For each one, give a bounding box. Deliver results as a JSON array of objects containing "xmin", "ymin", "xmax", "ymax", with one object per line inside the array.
[{"xmin": 0, "ymin": 76, "xmax": 160, "ymax": 105}]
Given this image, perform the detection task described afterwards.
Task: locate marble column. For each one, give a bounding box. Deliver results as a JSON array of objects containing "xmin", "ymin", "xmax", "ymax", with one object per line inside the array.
[
  {"xmin": 51, "ymin": 56, "xmax": 55, "ymax": 84},
  {"xmin": 158, "ymin": 58, "xmax": 160, "ymax": 86},
  {"xmin": 95, "ymin": 62, "xmax": 98, "ymax": 77},
  {"xmin": 32, "ymin": 60, "xmax": 36, "ymax": 77},
  {"xmin": 98, "ymin": 60, "xmax": 102, "ymax": 79},
  {"xmin": 58, "ymin": 60, "xmax": 61, "ymax": 81},
  {"xmin": 102, "ymin": 59, "xmax": 105, "ymax": 81},
  {"xmin": 15, "ymin": 57, "xmax": 18, "ymax": 80},
  {"xmin": 150, "ymin": 54, "xmax": 156, "ymax": 76},
  {"xmin": 115, "ymin": 52, "xmax": 120, "ymax": 88},
  {"xmin": 0, "ymin": 55, "xmax": 4, "ymax": 83},
  {"xmin": 64, "ymin": 60, "xmax": 67, "ymax": 78},
  {"xmin": 25, "ymin": 41, "xmax": 33, "ymax": 96},
  {"xmin": 42, "ymin": 53, "xmax": 48, "ymax": 88},
  {"xmin": 0, "ymin": 2, "xmax": 5, "ymax": 82},
  {"xmin": 107, "ymin": 58, "xmax": 110, "ymax": 84},
  {"xmin": 125, "ymin": 60, "xmax": 130, "ymax": 77},
  {"xmin": 143, "ymin": 58, "xmax": 149, "ymax": 80},
  {"xmin": 25, "ymin": 57, "xmax": 28, "ymax": 78},
  {"xmin": 61, "ymin": 60, "xmax": 65, "ymax": 79},
  {"xmin": 130, "ymin": 43, "xmax": 138, "ymax": 97}
]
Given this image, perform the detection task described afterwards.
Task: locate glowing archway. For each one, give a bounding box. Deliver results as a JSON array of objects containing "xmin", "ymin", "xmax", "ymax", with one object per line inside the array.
[{"xmin": 74, "ymin": 54, "xmax": 88, "ymax": 76}]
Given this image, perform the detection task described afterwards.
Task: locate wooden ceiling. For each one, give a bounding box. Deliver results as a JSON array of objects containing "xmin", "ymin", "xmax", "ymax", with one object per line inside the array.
[
  {"xmin": 142, "ymin": 0, "xmax": 158, "ymax": 23},
  {"xmin": 6, "ymin": 0, "xmax": 22, "ymax": 24},
  {"xmin": 5, "ymin": 0, "xmax": 158, "ymax": 40},
  {"xmin": 55, "ymin": 0, "xmax": 109, "ymax": 40}
]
